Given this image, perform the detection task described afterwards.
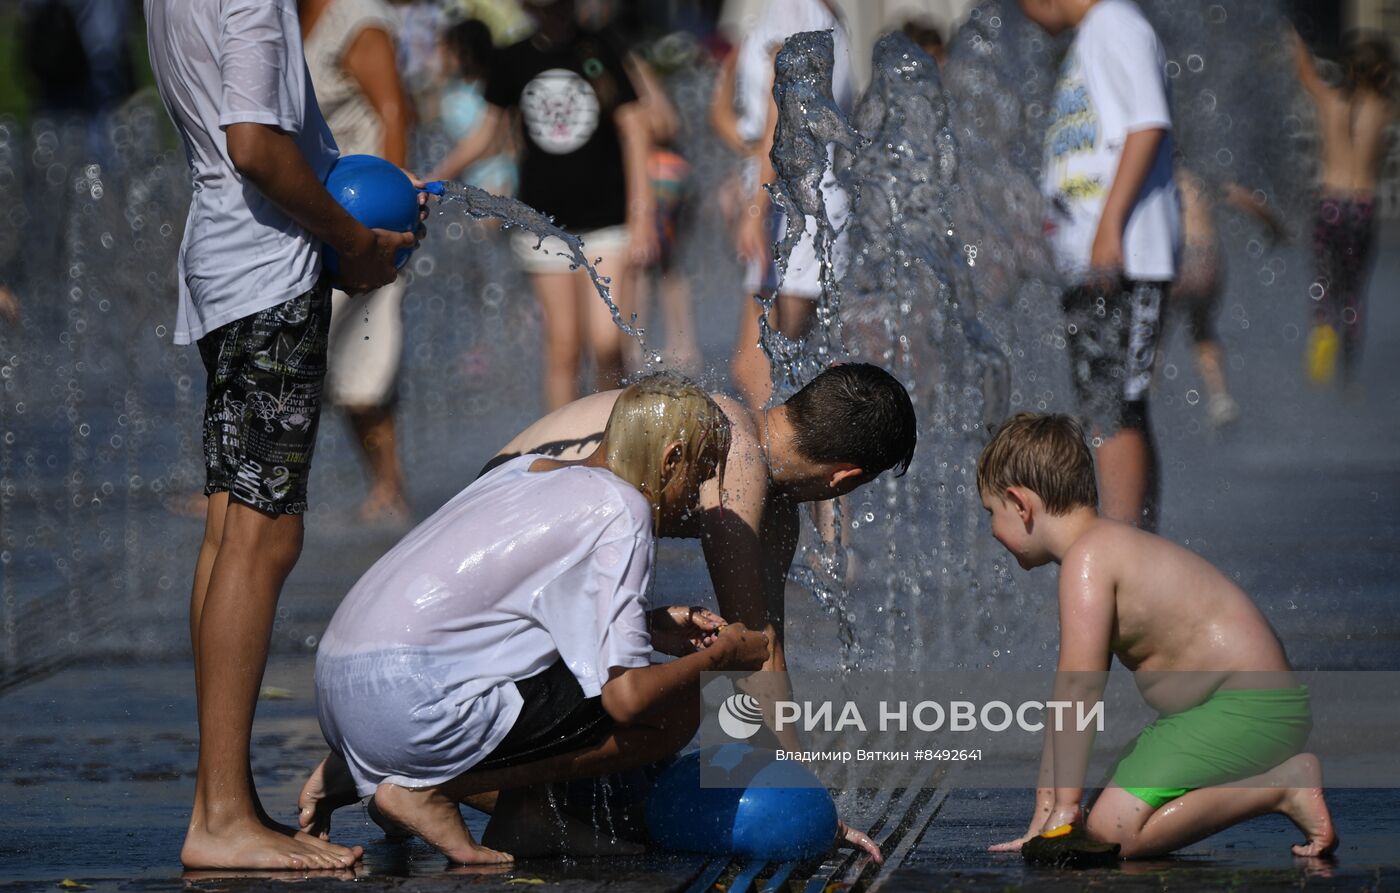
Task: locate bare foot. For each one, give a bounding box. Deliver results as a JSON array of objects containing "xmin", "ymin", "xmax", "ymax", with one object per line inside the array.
[
  {"xmin": 181, "ymin": 814, "xmax": 363, "ymax": 870},
  {"xmin": 367, "ymin": 793, "xmax": 414, "ymax": 840},
  {"xmin": 374, "ymin": 783, "xmax": 514, "ymax": 865},
  {"xmin": 298, "ymin": 753, "xmax": 362, "ymax": 838},
  {"xmin": 1277, "ymin": 754, "xmax": 1338, "ymax": 858},
  {"xmin": 358, "ymin": 486, "xmax": 410, "ymax": 524},
  {"xmin": 481, "ymin": 786, "xmax": 646, "ymax": 859}
]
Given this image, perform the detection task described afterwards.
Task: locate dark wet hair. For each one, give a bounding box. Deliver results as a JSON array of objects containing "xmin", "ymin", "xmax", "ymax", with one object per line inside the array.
[
  {"xmin": 444, "ymin": 19, "xmax": 494, "ymax": 81},
  {"xmin": 783, "ymin": 364, "xmax": 917, "ymax": 477},
  {"xmin": 1343, "ymin": 30, "xmax": 1396, "ymax": 94}
]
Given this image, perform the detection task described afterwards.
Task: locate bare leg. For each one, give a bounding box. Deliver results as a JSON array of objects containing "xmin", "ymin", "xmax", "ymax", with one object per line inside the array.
[
  {"xmin": 732, "ymin": 290, "xmax": 820, "ymax": 411},
  {"xmin": 583, "ymin": 249, "xmax": 631, "ymax": 393},
  {"xmin": 1194, "ymin": 341, "xmax": 1229, "ymax": 403},
  {"xmin": 532, "ymin": 272, "xmax": 583, "ymax": 411},
  {"xmin": 1086, "ymin": 754, "xmax": 1337, "ymax": 859},
  {"xmin": 373, "ymin": 687, "xmax": 698, "ymax": 862},
  {"xmin": 346, "ymin": 406, "xmax": 409, "ymax": 521},
  {"xmin": 1095, "ymin": 426, "xmax": 1158, "ymax": 529},
  {"xmin": 731, "ymin": 294, "xmax": 772, "ymax": 410},
  {"xmin": 182, "ymin": 500, "xmax": 362, "ymax": 870},
  {"xmin": 659, "ymin": 272, "xmax": 701, "ymax": 375}
]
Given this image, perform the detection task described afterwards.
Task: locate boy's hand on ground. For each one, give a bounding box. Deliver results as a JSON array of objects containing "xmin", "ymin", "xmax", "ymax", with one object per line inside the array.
[
  {"xmin": 335, "ymin": 228, "xmax": 415, "ymax": 294},
  {"xmin": 988, "ymin": 832, "xmax": 1036, "ymax": 853},
  {"xmin": 714, "ymin": 622, "xmax": 769, "ymax": 670},
  {"xmin": 648, "ymin": 605, "xmax": 726, "ymax": 656},
  {"xmin": 837, "ymin": 820, "xmax": 883, "ymax": 863}
]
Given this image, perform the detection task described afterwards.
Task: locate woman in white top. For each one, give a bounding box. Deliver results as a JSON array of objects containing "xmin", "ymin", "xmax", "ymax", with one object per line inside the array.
[
  {"xmin": 299, "ymin": 373, "xmax": 770, "ymax": 863},
  {"xmin": 301, "ymin": 0, "xmax": 415, "ymax": 521}
]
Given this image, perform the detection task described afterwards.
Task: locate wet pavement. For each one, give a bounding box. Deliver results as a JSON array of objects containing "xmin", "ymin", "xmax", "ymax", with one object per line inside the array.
[{"xmin": 4, "ymin": 128, "xmax": 1400, "ymax": 893}]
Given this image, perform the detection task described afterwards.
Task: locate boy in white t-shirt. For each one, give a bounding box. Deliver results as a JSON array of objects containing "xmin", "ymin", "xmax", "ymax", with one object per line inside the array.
[
  {"xmin": 1022, "ymin": 0, "xmax": 1181, "ymax": 529},
  {"xmin": 146, "ymin": 0, "xmax": 417, "ymax": 871}
]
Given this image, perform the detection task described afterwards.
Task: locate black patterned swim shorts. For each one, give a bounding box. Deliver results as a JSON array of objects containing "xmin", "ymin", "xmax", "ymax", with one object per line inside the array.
[
  {"xmin": 1061, "ymin": 278, "xmax": 1167, "ymax": 433},
  {"xmin": 198, "ymin": 282, "xmax": 332, "ymax": 515}
]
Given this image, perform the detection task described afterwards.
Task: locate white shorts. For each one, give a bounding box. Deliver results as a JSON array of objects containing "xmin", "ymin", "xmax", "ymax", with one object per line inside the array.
[
  {"xmin": 325, "ymin": 277, "xmax": 406, "ymax": 407},
  {"xmin": 510, "ymin": 224, "xmax": 630, "ymax": 275},
  {"xmin": 741, "ymin": 161, "xmax": 849, "ymax": 301}
]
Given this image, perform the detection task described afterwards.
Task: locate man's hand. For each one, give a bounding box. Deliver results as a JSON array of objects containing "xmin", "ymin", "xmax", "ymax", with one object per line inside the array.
[
  {"xmin": 334, "ymin": 228, "xmax": 416, "ymax": 294},
  {"xmin": 837, "ymin": 820, "xmax": 883, "ymax": 863},
  {"xmin": 713, "ymin": 623, "xmax": 769, "ymax": 671},
  {"xmin": 649, "ymin": 605, "xmax": 726, "ymax": 656}
]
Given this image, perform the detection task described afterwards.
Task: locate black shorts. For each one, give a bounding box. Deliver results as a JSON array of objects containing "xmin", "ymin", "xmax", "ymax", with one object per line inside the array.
[
  {"xmin": 1061, "ymin": 279, "xmax": 1166, "ymax": 432},
  {"xmin": 474, "ymin": 659, "xmax": 614, "ymax": 771},
  {"xmin": 198, "ymin": 282, "xmax": 332, "ymax": 515}
]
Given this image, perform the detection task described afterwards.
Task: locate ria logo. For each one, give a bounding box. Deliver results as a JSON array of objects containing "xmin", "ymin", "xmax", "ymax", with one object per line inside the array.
[{"xmin": 718, "ymin": 693, "xmax": 764, "ymax": 739}]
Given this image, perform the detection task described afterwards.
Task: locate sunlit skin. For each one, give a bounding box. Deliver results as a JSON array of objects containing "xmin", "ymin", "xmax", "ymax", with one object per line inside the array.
[
  {"xmin": 298, "ymin": 389, "xmax": 885, "ymax": 862},
  {"xmin": 300, "ymin": 434, "xmax": 771, "ymax": 864},
  {"xmin": 979, "ymin": 486, "xmax": 1337, "ymax": 859},
  {"xmin": 499, "ymin": 392, "xmax": 883, "ymax": 860}
]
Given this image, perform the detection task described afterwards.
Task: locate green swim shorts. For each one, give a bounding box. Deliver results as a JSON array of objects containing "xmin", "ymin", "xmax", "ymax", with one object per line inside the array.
[{"xmin": 1111, "ymin": 686, "xmax": 1312, "ymax": 809}]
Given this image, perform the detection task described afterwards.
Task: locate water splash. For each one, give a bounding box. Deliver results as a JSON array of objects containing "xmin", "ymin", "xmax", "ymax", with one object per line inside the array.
[
  {"xmin": 758, "ymin": 30, "xmax": 866, "ymax": 404},
  {"xmin": 431, "ymin": 181, "xmax": 662, "ymax": 368}
]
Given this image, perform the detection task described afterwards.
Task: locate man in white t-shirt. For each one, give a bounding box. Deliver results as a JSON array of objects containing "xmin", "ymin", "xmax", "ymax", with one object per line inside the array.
[
  {"xmin": 1023, "ymin": 0, "xmax": 1181, "ymax": 529},
  {"xmin": 146, "ymin": 0, "xmax": 416, "ymax": 871}
]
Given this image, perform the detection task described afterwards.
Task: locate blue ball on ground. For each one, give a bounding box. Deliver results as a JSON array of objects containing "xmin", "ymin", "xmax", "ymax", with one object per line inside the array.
[
  {"xmin": 321, "ymin": 154, "xmax": 420, "ymax": 275},
  {"xmin": 646, "ymin": 745, "xmax": 838, "ymax": 861}
]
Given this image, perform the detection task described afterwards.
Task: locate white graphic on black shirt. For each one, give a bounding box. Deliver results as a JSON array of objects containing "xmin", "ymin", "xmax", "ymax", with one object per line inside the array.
[{"xmin": 520, "ymin": 68, "xmax": 600, "ymax": 155}]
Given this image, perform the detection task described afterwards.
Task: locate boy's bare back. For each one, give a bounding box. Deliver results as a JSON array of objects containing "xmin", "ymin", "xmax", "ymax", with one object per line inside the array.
[
  {"xmin": 1314, "ymin": 87, "xmax": 1392, "ymax": 194},
  {"xmin": 1062, "ymin": 519, "xmax": 1292, "ymax": 712}
]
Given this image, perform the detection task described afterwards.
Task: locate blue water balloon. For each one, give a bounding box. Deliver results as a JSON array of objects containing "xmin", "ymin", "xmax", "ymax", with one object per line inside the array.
[
  {"xmin": 646, "ymin": 745, "xmax": 838, "ymax": 860},
  {"xmin": 321, "ymin": 154, "xmax": 421, "ymax": 275}
]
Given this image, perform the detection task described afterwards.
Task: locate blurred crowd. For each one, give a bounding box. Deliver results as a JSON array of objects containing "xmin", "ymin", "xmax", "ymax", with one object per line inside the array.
[{"xmin": 3, "ymin": 0, "xmax": 1395, "ymax": 525}]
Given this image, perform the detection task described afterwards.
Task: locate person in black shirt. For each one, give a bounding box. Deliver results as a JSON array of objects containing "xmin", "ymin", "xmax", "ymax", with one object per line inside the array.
[{"xmin": 429, "ymin": 1, "xmax": 656, "ymax": 410}]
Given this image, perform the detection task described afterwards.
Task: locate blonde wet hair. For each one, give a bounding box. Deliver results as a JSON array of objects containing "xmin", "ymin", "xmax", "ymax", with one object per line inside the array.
[{"xmin": 601, "ymin": 373, "xmax": 730, "ymax": 529}]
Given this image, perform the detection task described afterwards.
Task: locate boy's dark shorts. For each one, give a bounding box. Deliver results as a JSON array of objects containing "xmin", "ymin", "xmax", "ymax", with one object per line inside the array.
[
  {"xmin": 1061, "ymin": 278, "xmax": 1167, "ymax": 432},
  {"xmin": 198, "ymin": 282, "xmax": 332, "ymax": 515},
  {"xmin": 475, "ymin": 659, "xmax": 614, "ymax": 771}
]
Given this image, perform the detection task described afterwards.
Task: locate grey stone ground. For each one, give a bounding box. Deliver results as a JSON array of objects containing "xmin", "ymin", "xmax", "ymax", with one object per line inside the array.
[{"xmin": 2, "ymin": 216, "xmax": 1399, "ymax": 890}]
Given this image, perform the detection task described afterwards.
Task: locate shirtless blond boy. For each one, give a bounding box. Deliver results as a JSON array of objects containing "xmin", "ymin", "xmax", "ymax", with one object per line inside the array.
[{"xmin": 977, "ymin": 413, "xmax": 1336, "ymax": 859}]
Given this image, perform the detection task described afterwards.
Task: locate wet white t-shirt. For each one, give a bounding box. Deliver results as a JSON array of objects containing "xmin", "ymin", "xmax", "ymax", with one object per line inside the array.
[
  {"xmin": 145, "ymin": 0, "xmax": 340, "ymax": 345},
  {"xmin": 733, "ymin": 0, "xmax": 854, "ymax": 144},
  {"xmin": 315, "ymin": 456, "xmax": 655, "ymax": 795},
  {"xmin": 1041, "ymin": 0, "xmax": 1181, "ymax": 281}
]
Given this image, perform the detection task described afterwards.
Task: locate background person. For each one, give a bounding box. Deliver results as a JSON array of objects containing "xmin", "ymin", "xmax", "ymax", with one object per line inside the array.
[
  {"xmin": 428, "ymin": 0, "xmax": 658, "ymax": 411},
  {"xmin": 1293, "ymin": 28, "xmax": 1396, "ymax": 388},
  {"xmin": 302, "ymin": 0, "xmax": 416, "ymax": 522},
  {"xmin": 716, "ymin": 0, "xmax": 855, "ymax": 410}
]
